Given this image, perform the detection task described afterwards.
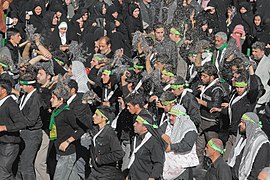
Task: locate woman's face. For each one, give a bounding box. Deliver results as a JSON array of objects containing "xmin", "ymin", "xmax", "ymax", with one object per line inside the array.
[
  {"xmin": 133, "ymin": 8, "xmax": 140, "ymax": 18},
  {"xmin": 227, "ymin": 8, "xmax": 233, "ymax": 16},
  {"xmin": 34, "ymin": 6, "xmax": 42, "ymax": 16},
  {"xmin": 240, "ymin": 7, "xmax": 247, "ymax": 14},
  {"xmin": 12, "ymin": 17, "xmax": 18, "ymax": 25},
  {"xmin": 52, "ymin": 14, "xmax": 58, "ymax": 25},
  {"xmin": 254, "ymin": 16, "xmax": 262, "ymax": 26},
  {"xmin": 202, "ymin": 24, "xmax": 208, "ymax": 31},
  {"xmin": 112, "ymin": 11, "xmax": 118, "ymax": 19},
  {"xmin": 102, "ymin": 4, "xmax": 107, "ymax": 15}
]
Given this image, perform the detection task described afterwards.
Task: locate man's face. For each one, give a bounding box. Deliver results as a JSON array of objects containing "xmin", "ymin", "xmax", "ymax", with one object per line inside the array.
[
  {"xmin": 172, "ymin": 87, "xmax": 183, "ymax": 96},
  {"xmin": 154, "ymin": 28, "xmax": 165, "ymax": 42},
  {"xmin": 205, "ymin": 143, "xmax": 215, "ymax": 157},
  {"xmin": 93, "ymin": 111, "xmax": 106, "ymax": 125},
  {"xmin": 143, "ymin": 0, "xmax": 152, "ymax": 4},
  {"xmin": 99, "ymin": 39, "xmax": 111, "ymax": 55},
  {"xmin": 235, "ymin": 86, "xmax": 246, "ymax": 96},
  {"xmin": 127, "ymin": 103, "xmax": 137, "ymax": 114},
  {"xmin": 215, "ymin": 36, "xmax": 225, "ymax": 49},
  {"xmin": 169, "ymin": 114, "xmax": 177, "ymax": 124},
  {"xmin": 90, "ymin": 58, "xmax": 99, "ymax": 68},
  {"xmin": 252, "ymin": 48, "xmax": 264, "ymax": 60},
  {"xmin": 37, "ymin": 69, "xmax": 50, "ymax": 85},
  {"xmin": 169, "ymin": 33, "xmax": 177, "ymax": 42},
  {"xmin": 163, "ymin": 103, "xmax": 173, "ymax": 113},
  {"xmin": 201, "ymin": 72, "xmax": 211, "ymax": 85},
  {"xmin": 0, "ymin": 86, "xmax": 7, "ymax": 100},
  {"xmin": 133, "ymin": 121, "xmax": 147, "ymax": 135},
  {"xmin": 239, "ymin": 120, "xmax": 246, "ymax": 134},
  {"xmin": 10, "ymin": 33, "xmax": 22, "ymax": 45},
  {"xmin": 258, "ymin": 170, "xmax": 268, "ymax": 180},
  {"xmin": 20, "ymin": 84, "xmax": 31, "ymax": 93},
  {"xmin": 101, "ymin": 73, "xmax": 110, "ymax": 84},
  {"xmin": 161, "ymin": 74, "xmax": 170, "ymax": 83},
  {"xmin": 50, "ymin": 94, "xmax": 62, "ymax": 108}
]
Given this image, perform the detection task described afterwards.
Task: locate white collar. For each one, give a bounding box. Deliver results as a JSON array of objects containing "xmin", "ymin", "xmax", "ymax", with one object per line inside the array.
[
  {"xmin": 0, "ymin": 95, "xmax": 11, "ymax": 107},
  {"xmin": 19, "ymin": 89, "xmax": 36, "ymax": 110},
  {"xmin": 67, "ymin": 94, "xmax": 77, "ymax": 105}
]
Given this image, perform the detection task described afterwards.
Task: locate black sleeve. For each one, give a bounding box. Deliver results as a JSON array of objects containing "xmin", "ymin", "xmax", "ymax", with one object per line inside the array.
[
  {"xmin": 207, "ymin": 87, "xmax": 223, "ymax": 109},
  {"xmin": 217, "ymin": 161, "xmax": 233, "ymax": 180},
  {"xmin": 24, "ymin": 94, "xmax": 42, "ymax": 127},
  {"xmin": 65, "ymin": 110, "xmax": 84, "ymax": 140},
  {"xmin": 171, "ymin": 130, "xmax": 198, "ymax": 153},
  {"xmin": 248, "ymin": 75, "xmax": 259, "ymax": 104},
  {"xmin": 150, "ymin": 137, "xmax": 165, "ymax": 179},
  {"xmin": 96, "ymin": 129, "xmax": 125, "ymax": 165},
  {"xmin": 73, "ymin": 102, "xmax": 93, "ymax": 129},
  {"xmin": 248, "ymin": 143, "xmax": 270, "ymax": 180},
  {"xmin": 6, "ymin": 100, "xmax": 28, "ymax": 132},
  {"xmin": 183, "ymin": 94, "xmax": 201, "ymax": 127}
]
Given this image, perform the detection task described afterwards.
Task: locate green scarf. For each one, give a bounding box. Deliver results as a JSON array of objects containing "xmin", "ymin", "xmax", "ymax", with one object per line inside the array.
[
  {"xmin": 216, "ymin": 43, "xmax": 228, "ymax": 51},
  {"xmin": 49, "ymin": 104, "xmax": 70, "ymax": 140}
]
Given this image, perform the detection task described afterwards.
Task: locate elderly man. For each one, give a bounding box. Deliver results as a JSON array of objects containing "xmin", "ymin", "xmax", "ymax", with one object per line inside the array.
[
  {"xmin": 228, "ymin": 112, "xmax": 270, "ymax": 179},
  {"xmin": 252, "ymin": 41, "xmax": 270, "ymax": 112},
  {"xmin": 212, "ymin": 32, "xmax": 228, "ymax": 72},
  {"xmin": 161, "ymin": 104, "xmax": 199, "ymax": 180}
]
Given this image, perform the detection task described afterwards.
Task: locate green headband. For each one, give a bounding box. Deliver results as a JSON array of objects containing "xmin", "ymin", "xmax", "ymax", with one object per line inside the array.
[
  {"xmin": 234, "ymin": 81, "xmax": 247, "ymax": 88},
  {"xmin": 208, "ymin": 139, "xmax": 225, "ymax": 154},
  {"xmin": 95, "ymin": 109, "xmax": 110, "ymax": 124},
  {"xmin": 169, "ymin": 109, "xmax": 186, "ymax": 116},
  {"xmin": 134, "ymin": 64, "xmax": 144, "ymax": 69},
  {"xmin": 171, "ymin": 84, "xmax": 185, "ymax": 89},
  {"xmin": 162, "ymin": 70, "xmax": 175, "ymax": 77},
  {"xmin": 136, "ymin": 115, "xmax": 158, "ymax": 129},
  {"xmin": 170, "ymin": 28, "xmax": 182, "ymax": 36},
  {"xmin": 242, "ymin": 114, "xmax": 262, "ymax": 128},
  {"xmin": 0, "ymin": 62, "xmax": 8, "ymax": 68},
  {"xmin": 54, "ymin": 58, "xmax": 65, "ymax": 65},
  {"xmin": 103, "ymin": 70, "xmax": 112, "ymax": 75},
  {"xmin": 162, "ymin": 99, "xmax": 176, "ymax": 106},
  {"xmin": 93, "ymin": 55, "xmax": 104, "ymax": 62},
  {"xmin": 19, "ymin": 80, "xmax": 36, "ymax": 85}
]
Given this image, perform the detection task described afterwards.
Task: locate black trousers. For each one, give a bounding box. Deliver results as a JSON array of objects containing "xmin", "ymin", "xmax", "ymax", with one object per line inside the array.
[{"xmin": 0, "ymin": 143, "xmax": 19, "ymax": 180}]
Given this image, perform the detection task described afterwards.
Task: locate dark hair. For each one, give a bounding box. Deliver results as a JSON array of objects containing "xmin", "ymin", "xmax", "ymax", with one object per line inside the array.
[
  {"xmin": 68, "ymin": 79, "xmax": 78, "ymax": 93},
  {"xmin": 153, "ymin": 23, "xmax": 164, "ymax": 31},
  {"xmin": 235, "ymin": 74, "xmax": 248, "ymax": 83},
  {"xmin": 160, "ymin": 91, "xmax": 176, "ymax": 102},
  {"xmin": 201, "ymin": 62, "xmax": 218, "ymax": 77},
  {"xmin": 156, "ymin": 53, "xmax": 169, "ymax": 64},
  {"xmin": 126, "ymin": 94, "xmax": 144, "ymax": 108},
  {"xmin": 173, "ymin": 76, "xmax": 186, "ymax": 85},
  {"xmin": 7, "ymin": 28, "xmax": 20, "ymax": 40},
  {"xmin": 0, "ymin": 79, "xmax": 12, "ymax": 95},
  {"xmin": 163, "ymin": 64, "xmax": 175, "ymax": 75}
]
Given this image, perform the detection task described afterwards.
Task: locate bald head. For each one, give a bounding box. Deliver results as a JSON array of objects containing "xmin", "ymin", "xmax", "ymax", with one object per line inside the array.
[
  {"xmin": 258, "ymin": 167, "xmax": 270, "ymax": 180},
  {"xmin": 211, "ymin": 138, "xmax": 224, "ymax": 150}
]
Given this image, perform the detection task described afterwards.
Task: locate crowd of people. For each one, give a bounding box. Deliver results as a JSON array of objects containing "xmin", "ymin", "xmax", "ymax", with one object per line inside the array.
[{"xmin": 1, "ymin": 0, "xmax": 270, "ymax": 179}]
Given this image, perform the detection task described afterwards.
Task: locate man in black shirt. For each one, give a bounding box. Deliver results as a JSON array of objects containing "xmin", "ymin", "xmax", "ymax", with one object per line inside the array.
[
  {"xmin": 49, "ymin": 79, "xmax": 84, "ymax": 180},
  {"xmin": 0, "ymin": 79, "xmax": 27, "ymax": 179},
  {"xmin": 205, "ymin": 138, "xmax": 232, "ymax": 180}
]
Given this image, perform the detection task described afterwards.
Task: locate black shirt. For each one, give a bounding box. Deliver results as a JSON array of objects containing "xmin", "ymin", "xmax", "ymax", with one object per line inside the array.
[{"xmin": 205, "ymin": 156, "xmax": 232, "ymax": 180}]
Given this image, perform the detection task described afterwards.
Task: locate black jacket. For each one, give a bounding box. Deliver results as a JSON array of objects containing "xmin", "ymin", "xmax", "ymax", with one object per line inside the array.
[
  {"xmin": 90, "ymin": 125, "xmax": 125, "ymax": 178},
  {"xmin": 20, "ymin": 90, "xmax": 43, "ymax": 130},
  {"xmin": 53, "ymin": 104, "xmax": 84, "ymax": 155},
  {"xmin": 205, "ymin": 156, "xmax": 232, "ymax": 180},
  {"xmin": 0, "ymin": 96, "xmax": 27, "ymax": 143}
]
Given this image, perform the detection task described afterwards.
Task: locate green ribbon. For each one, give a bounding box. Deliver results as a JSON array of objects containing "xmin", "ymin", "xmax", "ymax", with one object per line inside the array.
[
  {"xmin": 134, "ymin": 64, "xmax": 144, "ymax": 69},
  {"xmin": 234, "ymin": 81, "xmax": 247, "ymax": 88},
  {"xmin": 136, "ymin": 115, "xmax": 158, "ymax": 129},
  {"xmin": 169, "ymin": 109, "xmax": 186, "ymax": 116},
  {"xmin": 19, "ymin": 80, "xmax": 36, "ymax": 85},
  {"xmin": 49, "ymin": 104, "xmax": 70, "ymax": 140},
  {"xmin": 171, "ymin": 84, "xmax": 185, "ymax": 89},
  {"xmin": 170, "ymin": 28, "xmax": 182, "ymax": 36},
  {"xmin": 162, "ymin": 99, "xmax": 176, "ymax": 106},
  {"xmin": 54, "ymin": 58, "xmax": 65, "ymax": 65},
  {"xmin": 103, "ymin": 70, "xmax": 112, "ymax": 75},
  {"xmin": 0, "ymin": 62, "xmax": 8, "ymax": 68},
  {"xmin": 95, "ymin": 109, "xmax": 110, "ymax": 124},
  {"xmin": 242, "ymin": 114, "xmax": 263, "ymax": 128},
  {"xmin": 208, "ymin": 139, "xmax": 225, "ymax": 154},
  {"xmin": 162, "ymin": 70, "xmax": 175, "ymax": 77}
]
